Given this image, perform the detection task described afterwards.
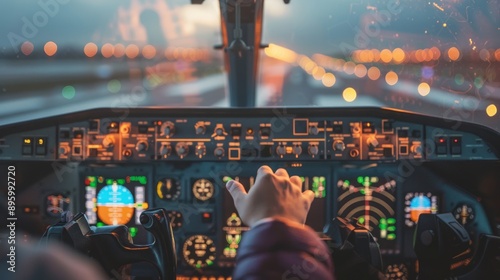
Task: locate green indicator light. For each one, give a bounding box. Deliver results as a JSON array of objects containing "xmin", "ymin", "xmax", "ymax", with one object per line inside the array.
[
  {"xmin": 130, "ymin": 227, "xmax": 137, "ymax": 233},
  {"xmin": 344, "ymin": 180, "xmax": 350, "ymax": 186},
  {"xmin": 358, "ymin": 216, "xmax": 365, "ymax": 224},
  {"xmin": 117, "ymin": 179, "xmax": 125, "ymax": 185},
  {"xmin": 360, "ymin": 189, "xmax": 365, "ymax": 195},
  {"xmin": 206, "ymin": 260, "xmax": 213, "ymax": 266},
  {"xmin": 455, "ymin": 74, "xmax": 464, "ymax": 85},
  {"xmin": 106, "ymin": 179, "xmax": 113, "ymax": 185},
  {"xmin": 62, "ymin": 85, "xmax": 76, "ymax": 100},
  {"xmin": 380, "ymin": 218, "xmax": 387, "ymax": 224},
  {"xmin": 223, "ymin": 176, "xmax": 233, "ymax": 183},
  {"xmin": 474, "ymin": 77, "xmax": 484, "ymax": 89},
  {"xmin": 388, "ymin": 226, "xmax": 396, "ymax": 232},
  {"xmin": 196, "ymin": 264, "xmax": 201, "ymax": 269},
  {"xmin": 139, "ymin": 176, "xmax": 147, "ymax": 185},
  {"xmin": 379, "ymin": 223, "xmax": 387, "ymax": 230},
  {"xmin": 300, "ymin": 176, "xmax": 305, "ymax": 183},
  {"xmin": 364, "ymin": 176, "xmax": 369, "ymax": 182},
  {"xmin": 107, "ymin": 79, "xmax": 121, "ymax": 93},
  {"xmin": 387, "ymin": 218, "xmax": 396, "ymax": 224},
  {"xmin": 130, "ymin": 227, "xmax": 138, "ymax": 237},
  {"xmin": 97, "ymin": 222, "xmax": 104, "ymax": 227},
  {"xmin": 357, "ymin": 176, "xmax": 363, "ymax": 184},
  {"xmin": 387, "ymin": 233, "xmax": 396, "ymax": 240},
  {"xmin": 312, "ymin": 177, "xmax": 326, "ymax": 198},
  {"xmin": 136, "ymin": 203, "xmax": 143, "ymax": 208}
]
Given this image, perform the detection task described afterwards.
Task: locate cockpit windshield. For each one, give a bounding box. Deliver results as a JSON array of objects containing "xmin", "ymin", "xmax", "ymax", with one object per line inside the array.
[{"xmin": 0, "ymin": 0, "xmax": 499, "ymax": 132}]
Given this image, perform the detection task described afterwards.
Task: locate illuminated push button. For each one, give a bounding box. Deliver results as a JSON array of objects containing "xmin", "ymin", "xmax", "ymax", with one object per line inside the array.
[
  {"xmin": 202, "ymin": 212, "xmax": 212, "ymax": 223},
  {"xmin": 35, "ymin": 137, "xmax": 47, "ymax": 155},
  {"xmin": 435, "ymin": 137, "xmax": 447, "ymax": 155},
  {"xmin": 22, "ymin": 137, "xmax": 34, "ymax": 155},
  {"xmin": 450, "ymin": 137, "xmax": 462, "ymax": 155}
]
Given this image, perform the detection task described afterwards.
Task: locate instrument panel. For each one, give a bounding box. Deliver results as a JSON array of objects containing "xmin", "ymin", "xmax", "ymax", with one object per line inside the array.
[{"xmin": 0, "ymin": 108, "xmax": 498, "ymax": 279}]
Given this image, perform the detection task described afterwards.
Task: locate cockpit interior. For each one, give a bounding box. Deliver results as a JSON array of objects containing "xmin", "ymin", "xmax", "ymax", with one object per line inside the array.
[{"xmin": 1, "ymin": 1, "xmax": 499, "ymax": 279}]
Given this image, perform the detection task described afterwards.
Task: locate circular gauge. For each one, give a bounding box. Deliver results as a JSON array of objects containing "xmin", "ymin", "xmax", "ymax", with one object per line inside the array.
[
  {"xmin": 45, "ymin": 194, "xmax": 71, "ymax": 217},
  {"xmin": 183, "ymin": 235, "xmax": 216, "ymax": 269},
  {"xmin": 156, "ymin": 178, "xmax": 181, "ymax": 200},
  {"xmin": 385, "ymin": 264, "xmax": 408, "ymax": 280},
  {"xmin": 404, "ymin": 192, "xmax": 438, "ymax": 227},
  {"xmin": 166, "ymin": 210, "xmax": 183, "ymax": 229},
  {"xmin": 454, "ymin": 204, "xmax": 475, "ymax": 226},
  {"xmin": 192, "ymin": 179, "xmax": 214, "ymax": 201},
  {"xmin": 97, "ymin": 182, "xmax": 135, "ymax": 225}
]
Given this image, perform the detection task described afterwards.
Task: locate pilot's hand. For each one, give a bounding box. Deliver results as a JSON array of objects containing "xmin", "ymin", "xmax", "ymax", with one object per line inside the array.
[{"xmin": 226, "ymin": 165, "xmax": 315, "ymax": 227}]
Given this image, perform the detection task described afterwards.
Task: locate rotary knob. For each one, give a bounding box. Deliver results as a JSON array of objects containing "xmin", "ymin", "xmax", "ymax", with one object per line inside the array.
[
  {"xmin": 292, "ymin": 144, "xmax": 302, "ymax": 156},
  {"xmin": 175, "ymin": 142, "xmax": 189, "ymax": 158},
  {"xmin": 308, "ymin": 144, "xmax": 319, "ymax": 156},
  {"xmin": 195, "ymin": 144, "xmax": 206, "ymax": 157},
  {"xmin": 214, "ymin": 125, "xmax": 225, "ymax": 136},
  {"xmin": 309, "ymin": 125, "xmax": 319, "ymax": 135},
  {"xmin": 411, "ymin": 144, "xmax": 422, "ymax": 154},
  {"xmin": 366, "ymin": 135, "xmax": 379, "ymax": 148},
  {"xmin": 58, "ymin": 146, "xmax": 70, "ymax": 156},
  {"xmin": 136, "ymin": 141, "xmax": 148, "ymax": 152},
  {"xmin": 276, "ymin": 144, "xmax": 286, "ymax": 157},
  {"xmin": 214, "ymin": 147, "xmax": 225, "ymax": 157},
  {"xmin": 159, "ymin": 144, "xmax": 171, "ymax": 157},
  {"xmin": 333, "ymin": 140, "xmax": 345, "ymax": 151},
  {"xmin": 195, "ymin": 122, "xmax": 206, "ymax": 135},
  {"xmin": 102, "ymin": 135, "xmax": 115, "ymax": 148},
  {"xmin": 161, "ymin": 121, "xmax": 175, "ymax": 137}
]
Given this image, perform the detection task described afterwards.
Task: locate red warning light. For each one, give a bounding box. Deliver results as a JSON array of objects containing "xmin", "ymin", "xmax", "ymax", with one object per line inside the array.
[
  {"xmin": 439, "ymin": 138, "xmax": 445, "ymax": 143},
  {"xmin": 203, "ymin": 212, "xmax": 211, "ymax": 219}
]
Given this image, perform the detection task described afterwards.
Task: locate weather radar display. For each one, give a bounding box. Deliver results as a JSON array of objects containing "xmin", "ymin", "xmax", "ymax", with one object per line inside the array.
[{"xmin": 337, "ymin": 176, "xmax": 398, "ymax": 253}]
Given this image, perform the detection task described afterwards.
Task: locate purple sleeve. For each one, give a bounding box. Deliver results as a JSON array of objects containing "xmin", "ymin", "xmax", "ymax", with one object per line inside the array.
[{"xmin": 233, "ymin": 220, "xmax": 335, "ymax": 280}]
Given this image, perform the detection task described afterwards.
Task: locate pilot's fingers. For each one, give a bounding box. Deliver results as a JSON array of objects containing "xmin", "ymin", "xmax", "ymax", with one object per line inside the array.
[
  {"xmin": 257, "ymin": 165, "xmax": 273, "ymax": 178},
  {"xmin": 226, "ymin": 180, "xmax": 247, "ymax": 205},
  {"xmin": 302, "ymin": 190, "xmax": 315, "ymax": 208},
  {"xmin": 275, "ymin": 168, "xmax": 289, "ymax": 178},
  {"xmin": 290, "ymin": 175, "xmax": 303, "ymax": 187}
]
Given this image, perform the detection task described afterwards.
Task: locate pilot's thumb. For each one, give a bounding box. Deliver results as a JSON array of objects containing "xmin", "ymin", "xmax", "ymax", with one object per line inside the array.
[{"xmin": 226, "ymin": 180, "xmax": 247, "ymax": 205}]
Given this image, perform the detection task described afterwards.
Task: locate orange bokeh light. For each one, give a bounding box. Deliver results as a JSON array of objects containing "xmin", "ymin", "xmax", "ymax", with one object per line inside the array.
[
  {"xmin": 101, "ymin": 43, "xmax": 114, "ymax": 58},
  {"xmin": 83, "ymin": 43, "xmax": 98, "ymax": 58},
  {"xmin": 125, "ymin": 44, "xmax": 140, "ymax": 59},
  {"xmin": 114, "ymin": 44, "xmax": 125, "ymax": 58},
  {"xmin": 367, "ymin": 67, "xmax": 381, "ymax": 80},
  {"xmin": 21, "ymin": 41, "xmax": 34, "ymax": 56},
  {"xmin": 385, "ymin": 71, "xmax": 399, "ymax": 85},
  {"xmin": 392, "ymin": 48, "xmax": 405, "ymax": 64},
  {"xmin": 142, "ymin": 45, "xmax": 157, "ymax": 59},
  {"xmin": 44, "ymin": 41, "xmax": 57, "ymax": 56},
  {"xmin": 448, "ymin": 47, "xmax": 460, "ymax": 61},
  {"xmin": 380, "ymin": 49, "xmax": 392, "ymax": 63}
]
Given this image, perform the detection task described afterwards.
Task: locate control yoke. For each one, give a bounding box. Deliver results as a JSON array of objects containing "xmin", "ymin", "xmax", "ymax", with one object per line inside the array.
[{"xmin": 40, "ymin": 208, "xmax": 177, "ymax": 280}]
